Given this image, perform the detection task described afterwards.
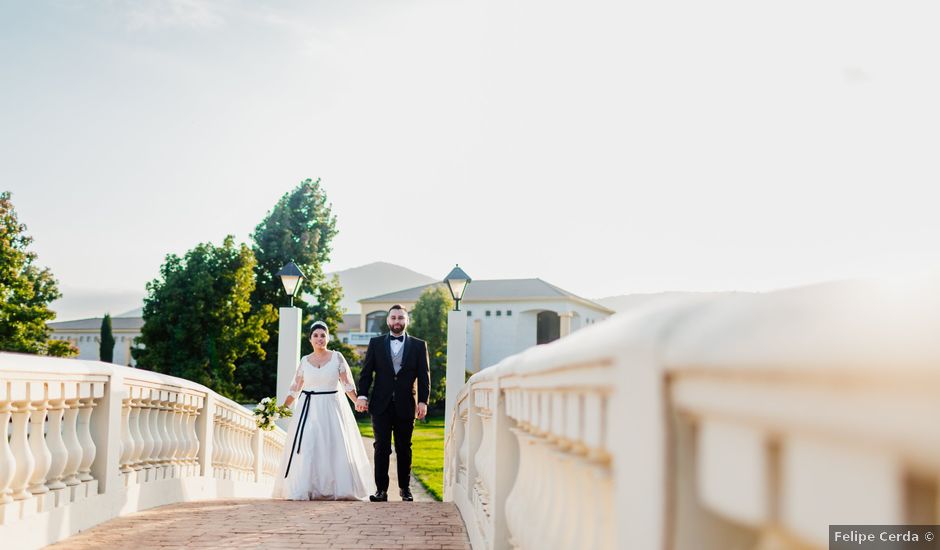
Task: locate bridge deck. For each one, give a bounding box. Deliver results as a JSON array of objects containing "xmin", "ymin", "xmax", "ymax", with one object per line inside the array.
[{"xmin": 46, "ymin": 499, "xmax": 470, "ymax": 550}]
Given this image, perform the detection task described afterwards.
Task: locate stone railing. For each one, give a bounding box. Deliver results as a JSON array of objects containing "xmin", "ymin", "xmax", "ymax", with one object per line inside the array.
[
  {"xmin": 444, "ymin": 278, "xmax": 940, "ymax": 549},
  {"xmin": 0, "ymin": 353, "xmax": 286, "ymax": 549}
]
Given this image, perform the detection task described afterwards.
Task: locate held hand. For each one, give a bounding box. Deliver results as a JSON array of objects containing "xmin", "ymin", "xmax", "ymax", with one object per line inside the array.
[
  {"xmin": 355, "ymin": 399, "xmax": 368, "ymax": 413},
  {"xmin": 416, "ymin": 402, "xmax": 427, "ymax": 420}
]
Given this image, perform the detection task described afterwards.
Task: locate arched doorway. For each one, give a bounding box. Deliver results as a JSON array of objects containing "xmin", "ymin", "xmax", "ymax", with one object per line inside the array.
[{"xmin": 537, "ymin": 311, "xmax": 560, "ymax": 344}]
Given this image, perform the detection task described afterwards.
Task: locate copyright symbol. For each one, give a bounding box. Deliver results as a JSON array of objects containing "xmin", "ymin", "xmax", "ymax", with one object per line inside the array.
[{"xmin": 927, "ymin": 532, "xmax": 935, "ymax": 542}]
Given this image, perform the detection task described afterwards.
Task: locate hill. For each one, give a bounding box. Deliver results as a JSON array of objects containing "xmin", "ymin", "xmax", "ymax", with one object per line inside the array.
[{"xmin": 327, "ymin": 261, "xmax": 436, "ymax": 313}]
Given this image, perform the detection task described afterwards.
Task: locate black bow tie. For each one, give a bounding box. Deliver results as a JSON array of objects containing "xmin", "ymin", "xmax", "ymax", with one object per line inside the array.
[{"xmin": 389, "ymin": 335, "xmax": 404, "ymax": 342}]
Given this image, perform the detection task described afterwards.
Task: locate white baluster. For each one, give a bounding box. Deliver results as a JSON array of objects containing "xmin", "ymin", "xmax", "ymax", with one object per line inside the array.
[
  {"xmin": 174, "ymin": 399, "xmax": 187, "ymax": 470},
  {"xmin": 129, "ymin": 397, "xmax": 146, "ymax": 471},
  {"xmin": 10, "ymin": 400, "xmax": 35, "ymax": 500},
  {"xmin": 151, "ymin": 399, "xmax": 164, "ymax": 469},
  {"xmin": 140, "ymin": 391, "xmax": 154, "ymax": 470},
  {"xmin": 222, "ymin": 416, "xmax": 235, "ymax": 478},
  {"xmin": 0, "ymin": 401, "xmax": 16, "ymax": 503},
  {"xmin": 61, "ymin": 398, "xmax": 82, "ymax": 486},
  {"xmin": 77, "ymin": 397, "xmax": 97, "ymax": 482},
  {"xmin": 506, "ymin": 427, "xmax": 537, "ymax": 548},
  {"xmin": 235, "ymin": 417, "xmax": 244, "ymax": 476},
  {"xmin": 45, "ymin": 399, "xmax": 68, "ymax": 490},
  {"xmin": 166, "ymin": 400, "xmax": 180, "ymax": 471},
  {"xmin": 180, "ymin": 401, "xmax": 193, "ymax": 474},
  {"xmin": 459, "ymin": 410, "xmax": 469, "ymax": 488},
  {"xmin": 235, "ymin": 418, "xmax": 244, "ymax": 476},
  {"xmin": 230, "ymin": 416, "xmax": 240, "ymax": 477},
  {"xmin": 222, "ymin": 414, "xmax": 233, "ymax": 477},
  {"xmin": 191, "ymin": 400, "xmax": 202, "ymax": 469},
  {"xmin": 188, "ymin": 399, "xmax": 201, "ymax": 471},
  {"xmin": 223, "ymin": 414, "xmax": 233, "ymax": 478},
  {"xmin": 160, "ymin": 398, "xmax": 172, "ymax": 470},
  {"xmin": 211, "ymin": 408, "xmax": 223, "ymax": 477},
  {"xmin": 28, "ymin": 398, "xmax": 51, "ymax": 494},
  {"xmin": 164, "ymin": 397, "xmax": 178, "ymax": 468},
  {"xmin": 241, "ymin": 423, "xmax": 251, "ymax": 475},
  {"xmin": 473, "ymin": 402, "xmax": 494, "ymax": 520},
  {"xmin": 120, "ymin": 398, "xmax": 135, "ymax": 474},
  {"xmin": 145, "ymin": 396, "xmax": 161, "ymax": 469}
]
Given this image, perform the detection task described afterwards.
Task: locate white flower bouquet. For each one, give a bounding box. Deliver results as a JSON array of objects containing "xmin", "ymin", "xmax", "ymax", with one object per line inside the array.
[{"xmin": 253, "ymin": 397, "xmax": 293, "ymax": 431}]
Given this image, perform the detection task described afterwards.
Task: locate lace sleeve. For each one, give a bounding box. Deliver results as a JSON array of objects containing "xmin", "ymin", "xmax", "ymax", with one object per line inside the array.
[
  {"xmin": 289, "ymin": 358, "xmax": 305, "ymax": 399},
  {"xmin": 336, "ymin": 352, "xmax": 356, "ymax": 393}
]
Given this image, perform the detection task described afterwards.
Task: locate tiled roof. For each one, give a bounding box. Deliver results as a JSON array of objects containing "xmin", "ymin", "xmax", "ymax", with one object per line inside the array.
[{"xmin": 359, "ymin": 279, "xmax": 613, "ymax": 312}]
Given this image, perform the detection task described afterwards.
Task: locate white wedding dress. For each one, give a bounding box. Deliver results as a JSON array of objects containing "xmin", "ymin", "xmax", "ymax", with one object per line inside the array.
[{"xmin": 272, "ymin": 351, "xmax": 375, "ymax": 500}]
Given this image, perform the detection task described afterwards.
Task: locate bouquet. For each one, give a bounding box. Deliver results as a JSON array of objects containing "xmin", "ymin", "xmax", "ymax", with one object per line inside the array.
[{"xmin": 253, "ymin": 397, "xmax": 293, "ymax": 431}]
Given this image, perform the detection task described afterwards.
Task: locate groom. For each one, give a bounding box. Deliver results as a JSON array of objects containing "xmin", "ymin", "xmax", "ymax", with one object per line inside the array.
[{"xmin": 356, "ymin": 304, "xmax": 430, "ymax": 502}]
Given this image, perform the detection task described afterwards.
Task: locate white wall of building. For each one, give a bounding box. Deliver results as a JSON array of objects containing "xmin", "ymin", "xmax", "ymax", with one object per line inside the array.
[
  {"xmin": 462, "ymin": 298, "xmax": 612, "ymax": 371},
  {"xmin": 50, "ymin": 331, "xmax": 139, "ymax": 366}
]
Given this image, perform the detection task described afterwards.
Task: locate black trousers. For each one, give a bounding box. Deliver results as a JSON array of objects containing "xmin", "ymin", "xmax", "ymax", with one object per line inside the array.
[{"xmin": 371, "ymin": 401, "xmax": 415, "ymax": 492}]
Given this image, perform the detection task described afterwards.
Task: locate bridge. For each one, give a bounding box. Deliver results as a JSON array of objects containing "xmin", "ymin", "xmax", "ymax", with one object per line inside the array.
[{"xmin": 2, "ymin": 278, "xmax": 939, "ymax": 549}]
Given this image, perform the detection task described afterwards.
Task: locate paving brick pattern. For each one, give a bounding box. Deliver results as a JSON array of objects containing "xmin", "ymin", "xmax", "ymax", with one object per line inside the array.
[
  {"xmin": 47, "ymin": 499, "xmax": 470, "ymax": 549},
  {"xmin": 47, "ymin": 437, "xmax": 466, "ymax": 549}
]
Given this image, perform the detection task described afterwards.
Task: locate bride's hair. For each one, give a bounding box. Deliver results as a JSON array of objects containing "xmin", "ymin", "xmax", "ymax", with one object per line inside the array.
[{"xmin": 309, "ymin": 321, "xmax": 329, "ymax": 338}]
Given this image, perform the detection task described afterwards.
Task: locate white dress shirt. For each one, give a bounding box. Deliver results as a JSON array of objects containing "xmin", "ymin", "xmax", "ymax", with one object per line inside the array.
[{"xmin": 357, "ymin": 334, "xmax": 406, "ymax": 402}]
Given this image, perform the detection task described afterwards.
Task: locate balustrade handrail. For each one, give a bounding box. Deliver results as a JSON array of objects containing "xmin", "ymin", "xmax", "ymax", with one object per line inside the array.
[
  {"xmin": 444, "ymin": 278, "xmax": 940, "ymax": 550},
  {"xmin": 0, "ymin": 351, "xmax": 287, "ymax": 550}
]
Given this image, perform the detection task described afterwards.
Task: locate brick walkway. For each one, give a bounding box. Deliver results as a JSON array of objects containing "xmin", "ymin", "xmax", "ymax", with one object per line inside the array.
[
  {"xmin": 47, "ymin": 437, "xmax": 467, "ymax": 549},
  {"xmin": 47, "ymin": 499, "xmax": 470, "ymax": 549}
]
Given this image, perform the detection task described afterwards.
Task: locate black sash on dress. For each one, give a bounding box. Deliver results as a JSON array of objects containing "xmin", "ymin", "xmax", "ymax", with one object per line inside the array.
[{"xmin": 284, "ymin": 389, "xmax": 339, "ymax": 478}]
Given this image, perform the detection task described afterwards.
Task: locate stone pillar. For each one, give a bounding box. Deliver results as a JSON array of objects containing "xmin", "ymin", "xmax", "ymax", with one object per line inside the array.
[
  {"xmin": 445, "ymin": 310, "xmax": 468, "ymax": 453},
  {"xmin": 276, "ymin": 307, "xmax": 302, "ymax": 407}
]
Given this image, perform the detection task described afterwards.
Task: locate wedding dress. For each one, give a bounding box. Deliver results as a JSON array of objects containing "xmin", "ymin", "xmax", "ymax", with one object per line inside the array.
[{"xmin": 272, "ymin": 351, "xmax": 375, "ymax": 500}]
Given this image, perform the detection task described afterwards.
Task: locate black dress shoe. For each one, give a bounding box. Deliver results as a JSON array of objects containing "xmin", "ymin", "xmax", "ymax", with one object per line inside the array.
[
  {"xmin": 400, "ymin": 488, "xmax": 413, "ymax": 501},
  {"xmin": 369, "ymin": 490, "xmax": 388, "ymax": 502}
]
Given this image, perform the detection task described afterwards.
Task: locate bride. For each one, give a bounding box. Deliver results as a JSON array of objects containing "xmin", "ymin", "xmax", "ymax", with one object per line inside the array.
[{"xmin": 272, "ymin": 321, "xmax": 375, "ymax": 500}]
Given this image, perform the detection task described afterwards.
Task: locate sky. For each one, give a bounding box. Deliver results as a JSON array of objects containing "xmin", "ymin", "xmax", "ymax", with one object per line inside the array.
[{"xmin": 2, "ymin": 0, "xmax": 939, "ymax": 320}]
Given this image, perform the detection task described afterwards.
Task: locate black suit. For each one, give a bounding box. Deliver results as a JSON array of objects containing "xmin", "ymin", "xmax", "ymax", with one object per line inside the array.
[{"xmin": 358, "ymin": 333, "xmax": 430, "ymax": 492}]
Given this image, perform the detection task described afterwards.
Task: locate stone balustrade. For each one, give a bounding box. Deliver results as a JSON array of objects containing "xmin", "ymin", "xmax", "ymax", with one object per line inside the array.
[
  {"xmin": 0, "ymin": 353, "xmax": 286, "ymax": 549},
  {"xmin": 444, "ymin": 278, "xmax": 940, "ymax": 549}
]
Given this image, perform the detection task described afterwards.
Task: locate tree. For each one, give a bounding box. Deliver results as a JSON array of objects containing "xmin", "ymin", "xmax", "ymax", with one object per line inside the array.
[
  {"xmin": 99, "ymin": 313, "xmax": 115, "ymax": 363},
  {"xmin": 132, "ymin": 236, "xmax": 276, "ymax": 400},
  {"xmin": 238, "ymin": 178, "xmax": 356, "ymax": 400},
  {"xmin": 407, "ymin": 285, "xmax": 453, "ymax": 410},
  {"xmin": 0, "ymin": 191, "xmax": 75, "ymax": 357}
]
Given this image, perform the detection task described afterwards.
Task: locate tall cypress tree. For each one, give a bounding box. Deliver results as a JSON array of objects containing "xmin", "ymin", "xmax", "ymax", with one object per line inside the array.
[{"xmin": 99, "ymin": 313, "xmax": 115, "ymax": 363}]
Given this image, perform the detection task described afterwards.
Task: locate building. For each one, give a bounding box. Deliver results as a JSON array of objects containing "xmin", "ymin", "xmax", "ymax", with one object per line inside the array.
[
  {"xmin": 358, "ymin": 278, "xmax": 614, "ymax": 372},
  {"xmin": 47, "ymin": 315, "xmax": 144, "ymax": 366},
  {"xmin": 334, "ymin": 313, "xmax": 376, "ymax": 349}
]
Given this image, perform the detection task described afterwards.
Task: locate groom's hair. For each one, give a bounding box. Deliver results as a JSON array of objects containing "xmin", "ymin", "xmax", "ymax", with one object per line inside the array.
[{"xmin": 388, "ymin": 304, "xmax": 408, "ymax": 315}]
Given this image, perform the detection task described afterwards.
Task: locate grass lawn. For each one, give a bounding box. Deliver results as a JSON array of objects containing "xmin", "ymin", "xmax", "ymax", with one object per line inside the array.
[{"xmin": 356, "ymin": 414, "xmax": 444, "ymax": 501}]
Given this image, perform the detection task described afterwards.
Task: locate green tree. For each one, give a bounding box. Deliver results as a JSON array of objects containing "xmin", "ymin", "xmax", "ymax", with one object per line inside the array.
[
  {"xmin": 239, "ymin": 178, "xmax": 356, "ymax": 400},
  {"xmin": 0, "ymin": 191, "xmax": 75, "ymax": 357},
  {"xmin": 408, "ymin": 285, "xmax": 453, "ymax": 410},
  {"xmin": 133, "ymin": 236, "xmax": 276, "ymax": 400},
  {"xmin": 99, "ymin": 313, "xmax": 115, "ymax": 363}
]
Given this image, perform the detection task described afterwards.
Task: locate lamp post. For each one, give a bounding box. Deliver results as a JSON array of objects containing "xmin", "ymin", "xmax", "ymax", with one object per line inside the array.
[
  {"xmin": 275, "ymin": 262, "xmax": 306, "ymax": 423},
  {"xmin": 275, "ymin": 262, "xmax": 305, "ymax": 307},
  {"xmin": 443, "ymin": 265, "xmax": 471, "ymax": 501},
  {"xmin": 444, "ymin": 265, "xmax": 472, "ymax": 311}
]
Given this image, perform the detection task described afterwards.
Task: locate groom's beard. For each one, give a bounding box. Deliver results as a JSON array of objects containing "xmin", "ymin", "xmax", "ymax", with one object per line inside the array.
[{"xmin": 389, "ymin": 324, "xmax": 405, "ymax": 335}]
